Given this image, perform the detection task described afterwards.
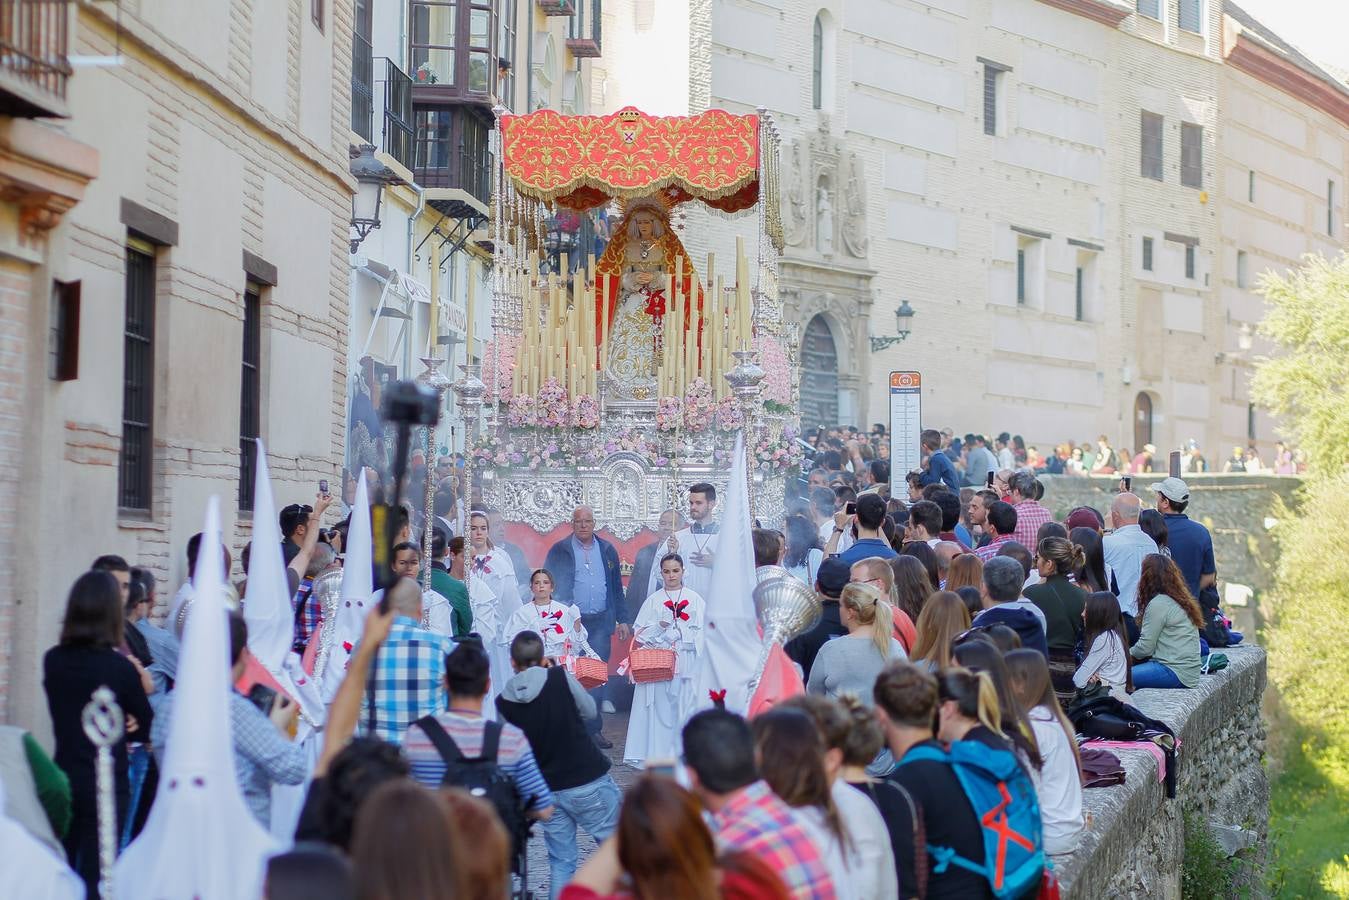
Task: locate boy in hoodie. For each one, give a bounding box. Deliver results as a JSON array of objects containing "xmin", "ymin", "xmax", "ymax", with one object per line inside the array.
[{"xmin": 495, "ymin": 630, "xmax": 620, "ymax": 898}]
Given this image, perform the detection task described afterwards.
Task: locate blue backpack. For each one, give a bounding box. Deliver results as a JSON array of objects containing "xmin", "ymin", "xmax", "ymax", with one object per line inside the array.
[{"xmin": 901, "ymin": 741, "xmax": 1045, "ymax": 899}]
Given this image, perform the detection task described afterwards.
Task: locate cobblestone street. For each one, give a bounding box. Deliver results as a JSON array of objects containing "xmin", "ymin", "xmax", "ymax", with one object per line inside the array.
[{"xmin": 520, "ymin": 709, "xmax": 639, "ymax": 898}]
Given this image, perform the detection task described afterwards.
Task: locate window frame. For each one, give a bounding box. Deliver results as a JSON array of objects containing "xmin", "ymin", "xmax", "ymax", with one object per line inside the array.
[
  {"xmin": 1184, "ymin": 244, "xmax": 1196, "ymax": 280},
  {"xmin": 1236, "ymin": 250, "xmax": 1248, "ymax": 289},
  {"xmin": 311, "ymin": 0, "xmax": 325, "ymax": 31},
  {"xmin": 812, "ymin": 14, "xmax": 823, "ymax": 111},
  {"xmin": 1136, "ymin": 0, "xmax": 1161, "ymax": 19},
  {"xmin": 1178, "ymin": 0, "xmax": 1202, "ymax": 34},
  {"xmin": 1248, "ymin": 170, "xmax": 1255, "ymax": 203},
  {"xmin": 1074, "ymin": 265, "xmax": 1085, "ymax": 322},
  {"xmin": 1016, "ymin": 247, "xmax": 1026, "ymax": 304},
  {"xmin": 120, "ymin": 240, "xmax": 157, "ymax": 513},
  {"xmin": 1142, "ymin": 236, "xmax": 1154, "ymax": 272},
  {"xmin": 1180, "ymin": 122, "xmax": 1203, "ymax": 189},
  {"xmin": 238, "ymin": 283, "xmax": 263, "ymax": 512},
  {"xmin": 1140, "ymin": 111, "xmax": 1163, "ymax": 181}
]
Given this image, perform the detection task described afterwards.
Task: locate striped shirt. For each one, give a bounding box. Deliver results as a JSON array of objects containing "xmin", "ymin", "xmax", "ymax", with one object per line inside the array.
[
  {"xmin": 974, "ymin": 534, "xmax": 1013, "ymax": 563},
  {"xmin": 404, "ymin": 711, "xmax": 553, "ymax": 812},
  {"xmin": 713, "ymin": 780, "xmax": 836, "ymax": 900},
  {"xmin": 1011, "ymin": 500, "xmax": 1054, "ymax": 551}
]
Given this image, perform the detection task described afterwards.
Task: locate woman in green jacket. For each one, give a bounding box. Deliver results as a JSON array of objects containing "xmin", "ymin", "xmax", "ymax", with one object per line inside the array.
[
  {"xmin": 1025, "ymin": 536, "xmax": 1087, "ymax": 702},
  {"xmin": 1130, "ymin": 554, "xmax": 1204, "ymax": 688}
]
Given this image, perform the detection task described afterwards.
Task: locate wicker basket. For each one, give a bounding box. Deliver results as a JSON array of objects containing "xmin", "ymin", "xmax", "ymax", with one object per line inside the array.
[
  {"xmin": 570, "ymin": 655, "xmax": 609, "ymax": 690},
  {"xmin": 629, "ymin": 647, "xmax": 677, "ymax": 684}
]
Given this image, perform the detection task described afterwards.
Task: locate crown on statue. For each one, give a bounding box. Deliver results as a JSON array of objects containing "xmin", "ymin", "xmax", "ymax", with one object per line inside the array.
[{"xmin": 621, "ymin": 192, "xmax": 673, "ymax": 222}]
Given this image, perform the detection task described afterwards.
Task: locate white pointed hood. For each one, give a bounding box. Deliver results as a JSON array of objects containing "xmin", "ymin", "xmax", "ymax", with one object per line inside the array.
[
  {"xmin": 692, "ymin": 432, "xmax": 763, "ymax": 714},
  {"xmin": 114, "ymin": 497, "xmax": 280, "ymax": 899},
  {"xmin": 244, "ymin": 439, "xmax": 324, "ymax": 724},
  {"xmin": 319, "ymin": 470, "xmax": 373, "ymax": 703}
]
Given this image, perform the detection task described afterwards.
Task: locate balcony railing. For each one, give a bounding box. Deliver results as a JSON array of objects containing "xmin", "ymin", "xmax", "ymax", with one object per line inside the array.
[
  {"xmin": 566, "ymin": 0, "xmax": 601, "ymax": 58},
  {"xmin": 0, "ymin": 0, "xmax": 72, "ymax": 117},
  {"xmin": 537, "ymin": 0, "xmax": 576, "ymax": 15},
  {"xmin": 381, "ymin": 58, "xmax": 415, "ymax": 171},
  {"xmin": 351, "ymin": 31, "xmax": 374, "ymax": 141}
]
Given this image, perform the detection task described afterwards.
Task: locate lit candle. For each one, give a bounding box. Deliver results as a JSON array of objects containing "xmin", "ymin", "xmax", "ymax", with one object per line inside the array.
[
  {"xmin": 464, "ymin": 258, "xmax": 475, "ymax": 363},
  {"xmin": 711, "ymin": 275, "xmax": 723, "ymax": 399}
]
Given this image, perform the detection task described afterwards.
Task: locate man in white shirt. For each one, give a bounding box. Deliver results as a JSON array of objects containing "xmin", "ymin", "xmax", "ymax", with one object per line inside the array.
[
  {"xmin": 1102, "ymin": 492, "xmax": 1157, "ymax": 640},
  {"xmin": 667, "ymin": 482, "xmax": 720, "ymax": 599}
]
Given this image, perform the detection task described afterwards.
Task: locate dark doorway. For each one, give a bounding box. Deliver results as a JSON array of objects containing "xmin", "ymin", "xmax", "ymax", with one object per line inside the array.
[
  {"xmin": 800, "ymin": 314, "xmax": 839, "ymax": 431},
  {"xmin": 1133, "ymin": 392, "xmax": 1153, "ymax": 450}
]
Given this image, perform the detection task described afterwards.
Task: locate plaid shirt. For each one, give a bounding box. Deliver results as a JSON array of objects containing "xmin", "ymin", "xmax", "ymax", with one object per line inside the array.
[
  {"xmin": 713, "ymin": 780, "xmax": 836, "ymax": 900},
  {"xmin": 974, "ymin": 534, "xmax": 1013, "ymax": 563},
  {"xmin": 292, "ymin": 576, "xmax": 319, "ymax": 652},
  {"xmin": 1012, "ymin": 499, "xmax": 1054, "ymax": 550},
  {"xmin": 359, "ymin": 617, "xmax": 454, "ymax": 745}
]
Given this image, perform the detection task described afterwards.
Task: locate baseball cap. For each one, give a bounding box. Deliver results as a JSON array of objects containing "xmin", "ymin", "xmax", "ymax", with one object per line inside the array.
[
  {"xmin": 1150, "ymin": 476, "xmax": 1190, "ymax": 503},
  {"xmin": 815, "ymin": 557, "xmax": 852, "ymax": 598}
]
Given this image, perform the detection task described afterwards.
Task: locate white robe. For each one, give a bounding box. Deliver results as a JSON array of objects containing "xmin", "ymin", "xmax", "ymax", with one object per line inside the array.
[
  {"xmin": 623, "ymin": 587, "xmax": 706, "ymax": 765},
  {"xmin": 471, "ymin": 549, "xmax": 522, "ymax": 696},
  {"xmin": 503, "ymin": 599, "xmax": 588, "ymax": 660},
  {"xmin": 0, "ymin": 781, "xmax": 83, "ymax": 900},
  {"xmin": 662, "ymin": 528, "xmax": 720, "ymax": 600}
]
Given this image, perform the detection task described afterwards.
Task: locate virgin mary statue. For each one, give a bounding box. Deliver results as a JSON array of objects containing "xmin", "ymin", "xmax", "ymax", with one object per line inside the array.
[{"xmin": 596, "ymin": 194, "xmax": 702, "ymax": 400}]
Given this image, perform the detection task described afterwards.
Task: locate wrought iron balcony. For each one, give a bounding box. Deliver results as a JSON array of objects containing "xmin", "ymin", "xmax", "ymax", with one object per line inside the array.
[
  {"xmin": 381, "ymin": 58, "xmax": 415, "ymax": 172},
  {"xmin": 537, "ymin": 0, "xmax": 576, "ymax": 15},
  {"xmin": 566, "ymin": 0, "xmax": 601, "ymax": 58},
  {"xmin": 0, "ymin": 0, "xmax": 72, "ymax": 117}
]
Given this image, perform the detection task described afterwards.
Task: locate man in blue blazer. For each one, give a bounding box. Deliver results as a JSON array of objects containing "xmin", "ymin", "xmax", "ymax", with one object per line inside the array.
[{"xmin": 544, "ymin": 506, "xmax": 632, "ymax": 748}]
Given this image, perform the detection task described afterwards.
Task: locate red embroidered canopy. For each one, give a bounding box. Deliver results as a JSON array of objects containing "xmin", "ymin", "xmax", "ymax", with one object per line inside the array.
[{"xmin": 500, "ymin": 106, "xmax": 761, "ymax": 213}]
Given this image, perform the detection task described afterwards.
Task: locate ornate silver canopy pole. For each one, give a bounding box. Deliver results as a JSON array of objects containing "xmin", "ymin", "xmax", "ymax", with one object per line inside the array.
[
  {"xmin": 82, "ymin": 685, "xmax": 125, "ymax": 900},
  {"xmin": 417, "ymin": 355, "xmax": 453, "ymax": 590},
  {"xmin": 725, "ymin": 348, "xmax": 766, "ymax": 513}
]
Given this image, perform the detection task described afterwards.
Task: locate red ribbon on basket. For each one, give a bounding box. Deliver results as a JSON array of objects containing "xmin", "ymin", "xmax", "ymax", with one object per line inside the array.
[{"xmin": 664, "ymin": 599, "xmax": 690, "ymax": 621}]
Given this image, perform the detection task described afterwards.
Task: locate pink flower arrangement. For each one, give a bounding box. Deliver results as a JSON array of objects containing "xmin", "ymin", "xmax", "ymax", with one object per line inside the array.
[
  {"xmin": 656, "ymin": 397, "xmax": 683, "ymax": 432},
  {"xmin": 682, "ymin": 378, "xmax": 715, "ymax": 432},
  {"xmin": 572, "ymin": 395, "xmax": 600, "ymax": 429},
  {"xmin": 506, "ymin": 393, "xmax": 536, "ymax": 428},
  {"xmin": 714, "ymin": 396, "xmax": 744, "ymax": 432},
  {"xmin": 536, "ymin": 377, "xmax": 570, "ymax": 429},
  {"xmin": 754, "ymin": 335, "xmax": 792, "ymax": 409}
]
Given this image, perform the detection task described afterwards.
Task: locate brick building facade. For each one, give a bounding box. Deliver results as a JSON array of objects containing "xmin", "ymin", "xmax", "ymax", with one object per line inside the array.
[{"xmin": 0, "ymin": 1, "xmax": 354, "ymax": 739}]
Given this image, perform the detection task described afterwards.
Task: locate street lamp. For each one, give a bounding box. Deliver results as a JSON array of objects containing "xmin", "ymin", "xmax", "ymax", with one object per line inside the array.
[
  {"xmin": 349, "ymin": 143, "xmax": 403, "ymax": 254},
  {"xmin": 869, "ymin": 300, "xmax": 915, "ymax": 352}
]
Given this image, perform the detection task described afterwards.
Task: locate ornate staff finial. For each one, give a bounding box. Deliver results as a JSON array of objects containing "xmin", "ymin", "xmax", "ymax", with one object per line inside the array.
[{"xmin": 82, "ymin": 685, "xmax": 125, "ymax": 899}]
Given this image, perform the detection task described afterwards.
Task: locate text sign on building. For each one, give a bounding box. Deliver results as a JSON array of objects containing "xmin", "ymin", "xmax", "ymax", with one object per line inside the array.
[{"xmin": 889, "ymin": 371, "xmax": 922, "ymax": 494}]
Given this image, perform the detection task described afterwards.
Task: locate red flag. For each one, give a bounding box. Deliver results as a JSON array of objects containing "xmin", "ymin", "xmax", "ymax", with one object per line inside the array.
[{"xmin": 748, "ymin": 641, "xmax": 804, "ymax": 717}]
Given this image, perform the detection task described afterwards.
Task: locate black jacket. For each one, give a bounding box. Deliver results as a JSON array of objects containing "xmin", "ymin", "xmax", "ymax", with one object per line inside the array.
[{"xmin": 785, "ymin": 600, "xmax": 846, "ymax": 683}]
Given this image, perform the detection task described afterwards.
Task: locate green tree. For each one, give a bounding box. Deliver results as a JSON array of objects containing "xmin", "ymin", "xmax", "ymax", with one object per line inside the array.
[
  {"xmin": 1249, "ymin": 252, "xmax": 1349, "ymax": 478},
  {"xmin": 1250, "ymin": 251, "xmax": 1349, "ymax": 897}
]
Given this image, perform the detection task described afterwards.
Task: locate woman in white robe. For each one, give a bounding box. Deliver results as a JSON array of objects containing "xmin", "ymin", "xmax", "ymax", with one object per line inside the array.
[
  {"xmin": 502, "ymin": 569, "xmax": 588, "ymax": 660},
  {"xmin": 624, "ymin": 553, "xmax": 705, "ymax": 766},
  {"xmin": 467, "ymin": 510, "xmax": 521, "ymax": 697}
]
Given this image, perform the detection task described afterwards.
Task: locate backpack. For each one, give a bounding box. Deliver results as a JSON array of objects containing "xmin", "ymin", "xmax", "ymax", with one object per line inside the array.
[
  {"xmin": 901, "ymin": 741, "xmax": 1045, "ymax": 899},
  {"xmin": 414, "ymin": 716, "xmax": 528, "ymax": 853}
]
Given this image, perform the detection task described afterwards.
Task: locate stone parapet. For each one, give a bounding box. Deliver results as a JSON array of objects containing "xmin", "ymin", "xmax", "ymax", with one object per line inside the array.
[{"xmin": 1056, "ymin": 644, "xmax": 1267, "ymax": 899}]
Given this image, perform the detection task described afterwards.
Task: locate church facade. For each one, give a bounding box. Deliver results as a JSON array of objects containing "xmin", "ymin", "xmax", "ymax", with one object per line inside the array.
[{"xmin": 594, "ymin": 0, "xmax": 1348, "ymax": 459}]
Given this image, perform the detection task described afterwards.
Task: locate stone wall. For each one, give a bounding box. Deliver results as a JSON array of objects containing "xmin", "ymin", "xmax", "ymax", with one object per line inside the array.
[
  {"xmin": 1038, "ymin": 473, "xmax": 1302, "ymax": 631},
  {"xmin": 1057, "ymin": 644, "xmax": 1268, "ymax": 899}
]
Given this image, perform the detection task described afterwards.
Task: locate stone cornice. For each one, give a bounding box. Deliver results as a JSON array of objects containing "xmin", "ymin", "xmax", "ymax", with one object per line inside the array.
[
  {"xmin": 0, "ymin": 119, "xmax": 97, "ymax": 248},
  {"xmin": 1034, "ymin": 0, "xmax": 1132, "ymax": 28},
  {"xmin": 1224, "ymin": 24, "xmax": 1349, "ymax": 127}
]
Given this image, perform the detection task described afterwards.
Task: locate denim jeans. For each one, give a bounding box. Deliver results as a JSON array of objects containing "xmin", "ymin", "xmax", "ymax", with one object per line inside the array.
[
  {"xmin": 580, "ymin": 610, "xmax": 615, "ymax": 735},
  {"xmin": 541, "ymin": 774, "xmax": 622, "ymax": 898},
  {"xmin": 121, "ymin": 744, "xmax": 151, "ymax": 849},
  {"xmin": 1132, "ymin": 660, "xmax": 1184, "ymax": 689}
]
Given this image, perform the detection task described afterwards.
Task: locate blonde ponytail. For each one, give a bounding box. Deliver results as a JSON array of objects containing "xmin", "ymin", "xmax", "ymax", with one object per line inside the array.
[
  {"xmin": 974, "ymin": 671, "xmax": 1003, "ymax": 737},
  {"xmin": 840, "ymin": 582, "xmax": 894, "ymax": 658}
]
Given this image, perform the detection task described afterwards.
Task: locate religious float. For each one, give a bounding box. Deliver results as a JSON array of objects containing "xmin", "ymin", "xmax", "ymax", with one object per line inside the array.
[{"xmin": 448, "ymin": 105, "xmax": 802, "ymax": 558}]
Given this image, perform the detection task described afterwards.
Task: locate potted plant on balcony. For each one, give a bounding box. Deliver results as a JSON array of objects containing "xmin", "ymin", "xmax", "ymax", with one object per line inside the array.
[{"xmin": 415, "ymin": 62, "xmax": 439, "ymax": 84}]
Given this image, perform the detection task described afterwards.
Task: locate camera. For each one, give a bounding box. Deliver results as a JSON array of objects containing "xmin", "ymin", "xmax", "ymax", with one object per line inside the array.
[{"xmin": 381, "ymin": 380, "xmax": 441, "ymax": 427}]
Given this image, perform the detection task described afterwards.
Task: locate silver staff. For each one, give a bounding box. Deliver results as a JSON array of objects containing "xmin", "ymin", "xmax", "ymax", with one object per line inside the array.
[{"xmin": 82, "ymin": 685, "xmax": 125, "ymax": 899}]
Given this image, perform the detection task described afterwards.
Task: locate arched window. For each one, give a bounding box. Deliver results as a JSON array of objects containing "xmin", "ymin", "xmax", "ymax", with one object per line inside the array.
[
  {"xmin": 812, "ymin": 14, "xmax": 824, "ymax": 110},
  {"xmin": 1133, "ymin": 392, "xmax": 1154, "ymax": 451},
  {"xmin": 800, "ymin": 314, "xmax": 839, "ymax": 430}
]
